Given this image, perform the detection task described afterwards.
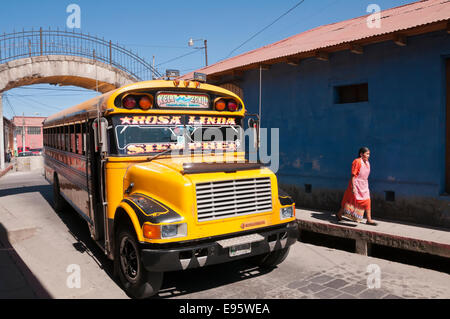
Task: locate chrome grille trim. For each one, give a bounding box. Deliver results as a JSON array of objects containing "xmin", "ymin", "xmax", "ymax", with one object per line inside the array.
[{"xmin": 195, "ymin": 177, "xmax": 273, "ymax": 222}]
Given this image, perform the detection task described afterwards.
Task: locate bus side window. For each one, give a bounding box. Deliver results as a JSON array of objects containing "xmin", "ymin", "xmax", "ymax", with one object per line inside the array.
[
  {"xmin": 82, "ymin": 122, "xmax": 87, "ymax": 156},
  {"xmin": 51, "ymin": 128, "xmax": 55, "ymax": 148},
  {"xmin": 60, "ymin": 126, "xmax": 63, "ymax": 151},
  {"xmin": 70, "ymin": 125, "xmax": 75, "ymax": 153},
  {"xmin": 66, "ymin": 126, "xmax": 70, "ymax": 152},
  {"xmin": 57, "ymin": 127, "xmax": 61, "ymax": 150},
  {"xmin": 59, "ymin": 126, "xmax": 63, "ymax": 150},
  {"xmin": 76, "ymin": 124, "xmax": 82, "ymax": 155},
  {"xmin": 61, "ymin": 126, "xmax": 67, "ymax": 151}
]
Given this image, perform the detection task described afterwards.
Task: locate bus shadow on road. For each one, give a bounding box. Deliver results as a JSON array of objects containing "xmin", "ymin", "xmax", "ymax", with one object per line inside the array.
[
  {"xmin": 0, "ymin": 184, "xmax": 54, "ymax": 208},
  {"xmin": 155, "ymin": 260, "xmax": 275, "ymax": 299},
  {"xmin": 53, "ymin": 203, "xmax": 122, "ymax": 288}
]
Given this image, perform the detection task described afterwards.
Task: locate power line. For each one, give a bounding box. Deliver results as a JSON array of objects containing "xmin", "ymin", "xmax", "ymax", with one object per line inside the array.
[
  {"xmin": 225, "ymin": 0, "xmax": 306, "ymax": 59},
  {"xmin": 124, "ymin": 43, "xmax": 187, "ymax": 49},
  {"xmin": 262, "ymin": 0, "xmax": 341, "ymax": 42},
  {"xmin": 8, "ymin": 93, "xmax": 96, "ymax": 97},
  {"xmin": 156, "ymin": 48, "xmax": 202, "ymax": 67},
  {"xmin": 3, "ymin": 94, "xmax": 17, "ymax": 117},
  {"xmin": 13, "ymin": 86, "xmax": 97, "ymax": 92},
  {"xmin": 180, "ymin": 66, "xmax": 203, "ymax": 72},
  {"xmin": 7, "ymin": 94, "xmax": 63, "ymax": 113}
]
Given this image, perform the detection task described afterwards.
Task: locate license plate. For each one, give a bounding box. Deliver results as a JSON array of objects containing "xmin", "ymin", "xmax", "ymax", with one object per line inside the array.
[{"xmin": 229, "ymin": 243, "xmax": 251, "ymax": 257}]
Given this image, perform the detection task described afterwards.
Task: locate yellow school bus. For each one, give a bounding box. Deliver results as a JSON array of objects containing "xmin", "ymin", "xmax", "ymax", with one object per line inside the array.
[{"xmin": 42, "ymin": 75, "xmax": 298, "ymax": 298}]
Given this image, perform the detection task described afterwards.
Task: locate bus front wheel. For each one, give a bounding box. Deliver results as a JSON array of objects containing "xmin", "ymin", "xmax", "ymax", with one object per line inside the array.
[{"xmin": 115, "ymin": 228, "xmax": 163, "ymax": 299}]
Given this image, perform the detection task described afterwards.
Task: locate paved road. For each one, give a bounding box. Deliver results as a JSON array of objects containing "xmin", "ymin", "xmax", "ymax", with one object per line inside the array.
[{"xmin": 1, "ymin": 171, "xmax": 449, "ymax": 299}]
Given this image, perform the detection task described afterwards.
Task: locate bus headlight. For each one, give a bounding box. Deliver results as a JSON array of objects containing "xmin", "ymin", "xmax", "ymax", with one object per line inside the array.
[
  {"xmin": 161, "ymin": 223, "xmax": 187, "ymax": 239},
  {"xmin": 280, "ymin": 206, "xmax": 294, "ymax": 220},
  {"xmin": 143, "ymin": 223, "xmax": 187, "ymax": 240}
]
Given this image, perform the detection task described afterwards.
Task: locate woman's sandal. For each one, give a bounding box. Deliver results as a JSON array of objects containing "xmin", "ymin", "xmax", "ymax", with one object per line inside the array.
[
  {"xmin": 366, "ymin": 220, "xmax": 378, "ymax": 226},
  {"xmin": 335, "ymin": 213, "xmax": 343, "ymax": 222}
]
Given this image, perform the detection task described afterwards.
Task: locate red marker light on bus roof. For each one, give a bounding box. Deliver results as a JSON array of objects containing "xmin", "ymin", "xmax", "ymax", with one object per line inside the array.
[
  {"xmin": 227, "ymin": 100, "xmax": 238, "ymax": 112},
  {"xmin": 215, "ymin": 99, "xmax": 226, "ymax": 111},
  {"xmin": 139, "ymin": 96, "xmax": 153, "ymax": 110},
  {"xmin": 123, "ymin": 96, "xmax": 137, "ymax": 109}
]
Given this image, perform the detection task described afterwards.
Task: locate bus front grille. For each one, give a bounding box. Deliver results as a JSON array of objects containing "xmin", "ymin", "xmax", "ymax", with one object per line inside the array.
[{"xmin": 195, "ymin": 177, "xmax": 273, "ymax": 222}]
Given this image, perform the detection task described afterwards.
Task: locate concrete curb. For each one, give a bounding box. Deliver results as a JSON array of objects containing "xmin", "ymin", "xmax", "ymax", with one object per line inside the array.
[
  {"xmin": 0, "ymin": 164, "xmax": 13, "ymax": 179},
  {"xmin": 296, "ymin": 209, "xmax": 450, "ymax": 258}
]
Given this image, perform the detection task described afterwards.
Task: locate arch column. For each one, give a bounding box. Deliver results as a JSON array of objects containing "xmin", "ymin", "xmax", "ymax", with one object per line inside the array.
[{"xmin": 0, "ymin": 94, "xmax": 4, "ymax": 170}]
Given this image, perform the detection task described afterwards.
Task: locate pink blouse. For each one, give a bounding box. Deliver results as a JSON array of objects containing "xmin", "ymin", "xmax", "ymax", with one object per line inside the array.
[{"xmin": 352, "ymin": 158, "xmax": 370, "ymax": 201}]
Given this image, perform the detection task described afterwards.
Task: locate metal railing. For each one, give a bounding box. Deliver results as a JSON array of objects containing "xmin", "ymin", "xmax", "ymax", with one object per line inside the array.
[{"xmin": 0, "ymin": 27, "xmax": 161, "ymax": 81}]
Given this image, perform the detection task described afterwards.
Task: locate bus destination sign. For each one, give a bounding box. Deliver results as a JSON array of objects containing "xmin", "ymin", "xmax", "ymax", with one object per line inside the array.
[{"xmin": 157, "ymin": 92, "xmax": 209, "ymax": 109}]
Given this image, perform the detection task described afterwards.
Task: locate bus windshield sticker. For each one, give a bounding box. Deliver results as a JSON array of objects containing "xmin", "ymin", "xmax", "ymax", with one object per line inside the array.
[{"xmin": 157, "ymin": 93, "xmax": 209, "ymax": 109}]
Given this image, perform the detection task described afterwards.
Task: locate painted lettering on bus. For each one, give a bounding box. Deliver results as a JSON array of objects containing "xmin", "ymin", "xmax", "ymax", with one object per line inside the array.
[
  {"xmin": 187, "ymin": 116, "xmax": 236, "ymax": 126},
  {"xmin": 120, "ymin": 116, "xmax": 182, "ymax": 125},
  {"xmin": 120, "ymin": 116, "xmax": 236, "ymax": 126}
]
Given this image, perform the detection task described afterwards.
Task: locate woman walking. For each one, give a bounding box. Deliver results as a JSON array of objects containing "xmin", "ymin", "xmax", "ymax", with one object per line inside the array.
[{"xmin": 336, "ymin": 147, "xmax": 377, "ymax": 226}]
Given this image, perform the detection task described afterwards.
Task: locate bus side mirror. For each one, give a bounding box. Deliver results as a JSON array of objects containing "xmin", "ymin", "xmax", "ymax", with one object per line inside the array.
[
  {"xmin": 93, "ymin": 118, "xmax": 109, "ymax": 153},
  {"xmin": 248, "ymin": 118, "xmax": 260, "ymax": 149}
]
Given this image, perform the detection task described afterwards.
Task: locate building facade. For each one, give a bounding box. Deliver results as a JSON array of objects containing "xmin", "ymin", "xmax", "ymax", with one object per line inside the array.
[
  {"xmin": 12, "ymin": 116, "xmax": 46, "ymax": 152},
  {"xmin": 183, "ymin": 0, "xmax": 450, "ymax": 228}
]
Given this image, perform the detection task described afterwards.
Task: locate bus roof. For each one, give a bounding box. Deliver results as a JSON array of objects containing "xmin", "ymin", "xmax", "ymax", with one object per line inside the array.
[{"xmin": 44, "ymin": 80, "xmax": 245, "ymax": 127}]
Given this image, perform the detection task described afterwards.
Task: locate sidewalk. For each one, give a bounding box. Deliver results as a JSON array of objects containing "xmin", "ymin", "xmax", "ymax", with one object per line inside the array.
[
  {"xmin": 296, "ymin": 208, "xmax": 450, "ymax": 258},
  {"xmin": 0, "ymin": 223, "xmax": 51, "ymax": 298}
]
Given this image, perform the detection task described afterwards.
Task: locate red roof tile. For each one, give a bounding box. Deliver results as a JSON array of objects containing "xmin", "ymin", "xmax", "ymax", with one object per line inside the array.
[{"xmin": 181, "ymin": 0, "xmax": 450, "ymax": 79}]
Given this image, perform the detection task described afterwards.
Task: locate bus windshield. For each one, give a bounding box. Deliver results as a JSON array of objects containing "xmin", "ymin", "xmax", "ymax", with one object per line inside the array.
[{"xmin": 112, "ymin": 115, "xmax": 242, "ymax": 156}]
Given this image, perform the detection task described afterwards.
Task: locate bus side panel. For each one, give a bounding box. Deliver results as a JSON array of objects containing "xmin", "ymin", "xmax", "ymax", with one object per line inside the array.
[
  {"xmin": 58, "ymin": 173, "xmax": 91, "ymax": 221},
  {"xmin": 45, "ymin": 148, "xmax": 92, "ymax": 223},
  {"xmin": 44, "ymin": 155, "xmax": 55, "ymax": 185}
]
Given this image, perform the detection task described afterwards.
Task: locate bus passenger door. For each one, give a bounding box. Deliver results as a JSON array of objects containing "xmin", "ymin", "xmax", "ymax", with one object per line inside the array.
[{"xmin": 87, "ymin": 118, "xmax": 108, "ymax": 245}]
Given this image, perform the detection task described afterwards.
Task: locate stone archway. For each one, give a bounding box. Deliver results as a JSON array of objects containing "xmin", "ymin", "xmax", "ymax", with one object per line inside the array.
[{"xmin": 0, "ymin": 55, "xmax": 137, "ymax": 93}]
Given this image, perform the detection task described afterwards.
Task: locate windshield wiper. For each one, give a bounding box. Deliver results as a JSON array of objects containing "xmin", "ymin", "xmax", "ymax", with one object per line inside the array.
[{"xmin": 146, "ymin": 145, "xmax": 173, "ymax": 162}]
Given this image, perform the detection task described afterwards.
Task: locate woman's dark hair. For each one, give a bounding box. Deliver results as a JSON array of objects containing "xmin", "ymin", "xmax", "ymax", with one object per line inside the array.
[{"xmin": 358, "ymin": 147, "xmax": 370, "ymax": 157}]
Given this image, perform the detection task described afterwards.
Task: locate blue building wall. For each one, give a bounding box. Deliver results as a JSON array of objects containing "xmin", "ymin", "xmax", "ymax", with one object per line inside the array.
[{"xmin": 237, "ymin": 30, "xmax": 450, "ymax": 226}]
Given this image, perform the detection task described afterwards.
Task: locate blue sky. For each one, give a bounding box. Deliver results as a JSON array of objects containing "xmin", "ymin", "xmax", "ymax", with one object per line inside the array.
[{"xmin": 0, "ymin": 0, "xmax": 413, "ymax": 118}]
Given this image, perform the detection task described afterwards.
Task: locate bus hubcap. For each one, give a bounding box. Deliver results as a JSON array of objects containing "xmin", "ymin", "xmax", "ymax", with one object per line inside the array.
[{"xmin": 120, "ymin": 237, "xmax": 139, "ymax": 282}]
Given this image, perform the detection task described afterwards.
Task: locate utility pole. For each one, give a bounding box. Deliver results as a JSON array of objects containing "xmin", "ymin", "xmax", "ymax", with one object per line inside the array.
[
  {"xmin": 188, "ymin": 38, "xmax": 208, "ymax": 67},
  {"xmin": 204, "ymin": 39, "xmax": 208, "ymax": 67}
]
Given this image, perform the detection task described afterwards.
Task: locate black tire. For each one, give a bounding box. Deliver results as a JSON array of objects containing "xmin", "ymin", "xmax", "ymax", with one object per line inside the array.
[
  {"xmin": 251, "ymin": 247, "xmax": 291, "ymax": 269},
  {"xmin": 53, "ymin": 175, "xmax": 67, "ymax": 212},
  {"xmin": 115, "ymin": 227, "xmax": 163, "ymax": 299}
]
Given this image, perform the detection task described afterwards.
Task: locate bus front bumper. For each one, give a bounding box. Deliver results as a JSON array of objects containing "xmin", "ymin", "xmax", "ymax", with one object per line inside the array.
[{"xmin": 140, "ymin": 221, "xmax": 299, "ymax": 272}]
